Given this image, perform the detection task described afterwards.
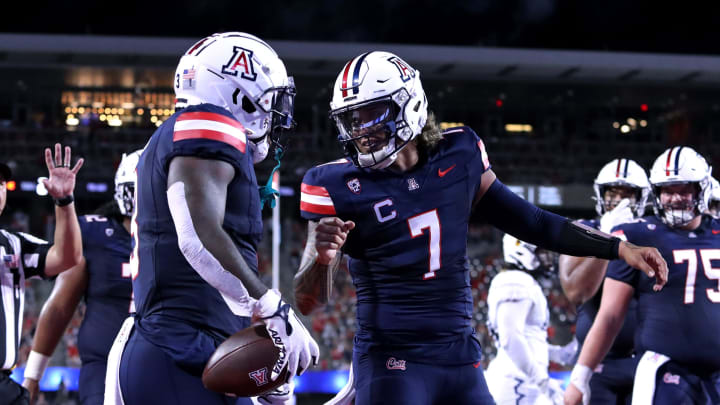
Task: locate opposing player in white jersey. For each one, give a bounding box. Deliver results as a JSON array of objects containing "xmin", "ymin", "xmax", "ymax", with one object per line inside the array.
[{"xmin": 486, "ymin": 234, "xmax": 576, "ymax": 405}]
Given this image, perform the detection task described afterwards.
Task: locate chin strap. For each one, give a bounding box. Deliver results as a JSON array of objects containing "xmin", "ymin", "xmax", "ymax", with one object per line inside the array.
[{"xmin": 259, "ymin": 145, "xmax": 284, "ymax": 210}]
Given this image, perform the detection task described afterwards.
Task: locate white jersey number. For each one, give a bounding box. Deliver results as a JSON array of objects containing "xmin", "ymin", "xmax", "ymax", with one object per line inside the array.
[
  {"xmin": 674, "ymin": 249, "xmax": 720, "ymax": 304},
  {"xmin": 407, "ymin": 209, "xmax": 441, "ymax": 280}
]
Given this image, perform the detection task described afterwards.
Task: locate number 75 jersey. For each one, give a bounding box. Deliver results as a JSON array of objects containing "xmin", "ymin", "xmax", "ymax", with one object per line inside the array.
[{"xmin": 300, "ymin": 127, "xmax": 491, "ymax": 363}]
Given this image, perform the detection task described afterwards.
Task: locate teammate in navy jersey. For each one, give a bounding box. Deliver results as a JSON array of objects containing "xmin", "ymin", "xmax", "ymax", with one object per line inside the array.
[
  {"xmin": 558, "ymin": 158, "xmax": 650, "ymax": 405},
  {"xmin": 566, "ymin": 146, "xmax": 720, "ymax": 405},
  {"xmin": 22, "ymin": 150, "xmax": 140, "ymax": 405},
  {"xmin": 293, "ymin": 51, "xmax": 668, "ymax": 405},
  {"xmin": 106, "ymin": 33, "xmax": 318, "ymax": 405}
]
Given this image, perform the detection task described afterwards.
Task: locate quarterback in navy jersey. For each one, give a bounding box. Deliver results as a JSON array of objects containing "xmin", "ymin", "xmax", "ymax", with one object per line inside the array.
[
  {"xmin": 107, "ymin": 33, "xmax": 318, "ymax": 405},
  {"xmin": 23, "ymin": 150, "xmax": 140, "ymax": 405},
  {"xmin": 559, "ymin": 158, "xmax": 650, "ymax": 405},
  {"xmin": 566, "ymin": 147, "xmax": 720, "ymax": 405},
  {"xmin": 294, "ymin": 51, "xmax": 668, "ymax": 405}
]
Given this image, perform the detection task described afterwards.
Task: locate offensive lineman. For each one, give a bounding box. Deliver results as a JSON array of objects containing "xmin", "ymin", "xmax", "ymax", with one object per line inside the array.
[{"xmin": 565, "ymin": 146, "xmax": 720, "ymax": 405}]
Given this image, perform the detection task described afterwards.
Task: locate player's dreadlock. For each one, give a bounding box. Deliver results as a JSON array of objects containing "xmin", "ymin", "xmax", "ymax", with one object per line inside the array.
[{"xmin": 415, "ymin": 111, "xmax": 443, "ymax": 152}]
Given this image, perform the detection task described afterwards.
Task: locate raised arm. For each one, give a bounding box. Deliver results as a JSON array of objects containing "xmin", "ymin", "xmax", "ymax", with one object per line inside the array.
[
  {"xmin": 42, "ymin": 144, "xmax": 84, "ymax": 276},
  {"xmin": 23, "ymin": 259, "xmax": 88, "ymax": 400}
]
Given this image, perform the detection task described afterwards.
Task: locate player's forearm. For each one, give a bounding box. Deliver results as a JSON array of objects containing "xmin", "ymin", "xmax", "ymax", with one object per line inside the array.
[
  {"xmin": 32, "ymin": 300, "xmax": 77, "ymax": 356},
  {"xmin": 45, "ymin": 204, "xmax": 83, "ymax": 276},
  {"xmin": 558, "ymin": 255, "xmax": 608, "ymax": 307},
  {"xmin": 294, "ymin": 248, "xmax": 333, "ymax": 315},
  {"xmin": 576, "ymin": 311, "xmax": 624, "ymax": 369}
]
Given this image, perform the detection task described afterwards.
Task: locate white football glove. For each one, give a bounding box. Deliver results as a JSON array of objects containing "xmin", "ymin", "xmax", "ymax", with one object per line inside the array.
[
  {"xmin": 599, "ymin": 198, "xmax": 634, "ymax": 234},
  {"xmin": 255, "ymin": 381, "xmax": 295, "ymax": 405},
  {"xmin": 254, "ymin": 289, "xmax": 320, "ymax": 382},
  {"xmin": 568, "ymin": 364, "xmax": 592, "ymax": 405},
  {"xmin": 548, "ymin": 336, "xmax": 578, "ymax": 366},
  {"xmin": 538, "ymin": 377, "xmax": 565, "ymax": 405}
]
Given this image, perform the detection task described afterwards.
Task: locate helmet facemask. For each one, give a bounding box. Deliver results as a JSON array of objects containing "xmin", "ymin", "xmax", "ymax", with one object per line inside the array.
[
  {"xmin": 653, "ymin": 182, "xmax": 704, "ymax": 227},
  {"xmin": 331, "ymin": 89, "xmax": 413, "ymax": 169},
  {"xmin": 596, "ymin": 184, "xmax": 645, "ymax": 215},
  {"xmin": 115, "ymin": 182, "xmax": 135, "ymax": 217}
]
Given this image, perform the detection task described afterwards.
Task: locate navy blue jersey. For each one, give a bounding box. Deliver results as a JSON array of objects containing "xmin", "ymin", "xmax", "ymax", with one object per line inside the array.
[
  {"xmin": 574, "ymin": 218, "xmax": 637, "ymax": 358},
  {"xmin": 132, "ymin": 104, "xmax": 259, "ymax": 368},
  {"xmin": 300, "ymin": 127, "xmax": 491, "ymax": 365},
  {"xmin": 606, "ymin": 215, "xmax": 720, "ymax": 373},
  {"xmin": 76, "ymin": 215, "xmax": 132, "ymax": 364}
]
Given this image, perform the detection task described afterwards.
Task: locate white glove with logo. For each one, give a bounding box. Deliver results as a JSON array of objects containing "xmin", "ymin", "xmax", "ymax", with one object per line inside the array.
[
  {"xmin": 254, "ymin": 381, "xmax": 295, "ymax": 405},
  {"xmin": 600, "ymin": 198, "xmax": 634, "ymax": 234},
  {"xmin": 254, "ymin": 289, "xmax": 320, "ymax": 382}
]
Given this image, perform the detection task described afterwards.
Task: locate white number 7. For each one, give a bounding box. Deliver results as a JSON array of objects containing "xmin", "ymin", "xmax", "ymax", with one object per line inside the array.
[{"xmin": 407, "ymin": 209, "xmax": 441, "ymax": 280}]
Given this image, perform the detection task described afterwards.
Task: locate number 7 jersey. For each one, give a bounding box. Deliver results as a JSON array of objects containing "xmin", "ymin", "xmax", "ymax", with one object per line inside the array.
[{"xmin": 300, "ymin": 127, "xmax": 491, "ymax": 365}]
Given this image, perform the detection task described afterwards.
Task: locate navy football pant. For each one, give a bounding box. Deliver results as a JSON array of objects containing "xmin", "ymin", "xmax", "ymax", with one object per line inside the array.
[
  {"xmin": 119, "ymin": 328, "xmax": 252, "ymax": 405},
  {"xmin": 78, "ymin": 360, "xmax": 107, "ymax": 405},
  {"xmin": 353, "ymin": 351, "xmax": 495, "ymax": 405},
  {"xmin": 652, "ymin": 362, "xmax": 720, "ymax": 405},
  {"xmin": 0, "ymin": 370, "xmax": 29, "ymax": 405},
  {"xmin": 588, "ymin": 355, "xmax": 637, "ymax": 405}
]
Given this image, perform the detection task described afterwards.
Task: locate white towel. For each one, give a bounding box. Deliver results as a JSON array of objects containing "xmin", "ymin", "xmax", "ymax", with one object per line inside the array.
[
  {"xmin": 631, "ymin": 351, "xmax": 670, "ymax": 405},
  {"xmin": 104, "ymin": 316, "xmax": 135, "ymax": 405}
]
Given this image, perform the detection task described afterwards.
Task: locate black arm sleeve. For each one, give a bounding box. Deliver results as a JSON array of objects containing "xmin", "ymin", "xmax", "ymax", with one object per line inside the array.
[{"xmin": 476, "ymin": 179, "xmax": 620, "ymax": 260}]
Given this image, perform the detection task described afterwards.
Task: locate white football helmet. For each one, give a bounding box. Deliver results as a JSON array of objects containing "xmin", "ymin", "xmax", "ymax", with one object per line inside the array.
[
  {"xmin": 174, "ymin": 32, "xmax": 296, "ymax": 163},
  {"xmin": 502, "ymin": 234, "xmax": 555, "ymax": 274},
  {"xmin": 593, "ymin": 158, "xmax": 651, "ymax": 217},
  {"xmin": 329, "ymin": 51, "xmax": 428, "ymax": 169},
  {"xmin": 708, "ymin": 177, "xmax": 720, "ymax": 218},
  {"xmin": 649, "ymin": 146, "xmax": 712, "ymax": 226},
  {"xmin": 114, "ymin": 149, "xmax": 142, "ymax": 217}
]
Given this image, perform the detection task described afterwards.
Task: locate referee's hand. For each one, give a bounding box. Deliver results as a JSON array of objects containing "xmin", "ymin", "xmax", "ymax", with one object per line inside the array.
[
  {"xmin": 42, "ymin": 143, "xmax": 84, "ymax": 199},
  {"xmin": 21, "ymin": 377, "xmax": 39, "ymax": 404}
]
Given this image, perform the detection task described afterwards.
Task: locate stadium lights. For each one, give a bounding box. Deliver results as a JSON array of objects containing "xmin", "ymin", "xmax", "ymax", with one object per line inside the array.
[
  {"xmin": 66, "ymin": 115, "xmax": 79, "ymax": 126},
  {"xmin": 6, "ymin": 181, "xmax": 16, "ymax": 191},
  {"xmin": 505, "ymin": 124, "xmax": 533, "ymax": 133},
  {"xmin": 620, "ymin": 124, "xmax": 631, "ymax": 133}
]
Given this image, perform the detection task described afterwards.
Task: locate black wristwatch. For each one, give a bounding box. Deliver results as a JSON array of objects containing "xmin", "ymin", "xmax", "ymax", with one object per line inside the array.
[{"xmin": 53, "ymin": 194, "xmax": 74, "ymax": 207}]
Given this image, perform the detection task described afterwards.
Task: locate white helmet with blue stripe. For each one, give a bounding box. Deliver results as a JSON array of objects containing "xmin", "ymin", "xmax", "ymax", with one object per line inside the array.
[
  {"xmin": 593, "ymin": 158, "xmax": 650, "ymax": 217},
  {"xmin": 649, "ymin": 146, "xmax": 712, "ymax": 226},
  {"xmin": 329, "ymin": 51, "xmax": 428, "ymax": 169},
  {"xmin": 708, "ymin": 176, "xmax": 720, "ymax": 218}
]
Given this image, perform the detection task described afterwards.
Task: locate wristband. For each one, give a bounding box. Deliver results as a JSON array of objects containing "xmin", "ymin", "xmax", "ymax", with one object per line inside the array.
[
  {"xmin": 570, "ymin": 363, "xmax": 593, "ymax": 388},
  {"xmin": 53, "ymin": 194, "xmax": 74, "ymax": 207},
  {"xmin": 24, "ymin": 350, "xmax": 51, "ymax": 380}
]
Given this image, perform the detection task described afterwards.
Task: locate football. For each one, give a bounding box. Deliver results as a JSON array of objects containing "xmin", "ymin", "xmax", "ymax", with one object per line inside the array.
[{"xmin": 202, "ymin": 324, "xmax": 288, "ymax": 397}]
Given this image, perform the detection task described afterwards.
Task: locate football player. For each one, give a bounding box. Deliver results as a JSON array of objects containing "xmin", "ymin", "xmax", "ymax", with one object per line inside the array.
[
  {"xmin": 558, "ymin": 158, "xmax": 650, "ymax": 405},
  {"xmin": 107, "ymin": 33, "xmax": 318, "ymax": 405},
  {"xmin": 23, "ymin": 150, "xmax": 141, "ymax": 405},
  {"xmin": 486, "ymin": 234, "xmax": 576, "ymax": 405},
  {"xmin": 708, "ymin": 177, "xmax": 720, "ymax": 218},
  {"xmin": 565, "ymin": 147, "xmax": 720, "ymax": 405},
  {"xmin": 293, "ymin": 51, "xmax": 667, "ymax": 405}
]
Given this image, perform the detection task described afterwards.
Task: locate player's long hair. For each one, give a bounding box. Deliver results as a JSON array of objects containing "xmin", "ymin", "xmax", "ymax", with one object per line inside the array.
[
  {"xmin": 94, "ymin": 200, "xmax": 127, "ymax": 223},
  {"xmin": 415, "ymin": 111, "xmax": 443, "ymax": 152}
]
